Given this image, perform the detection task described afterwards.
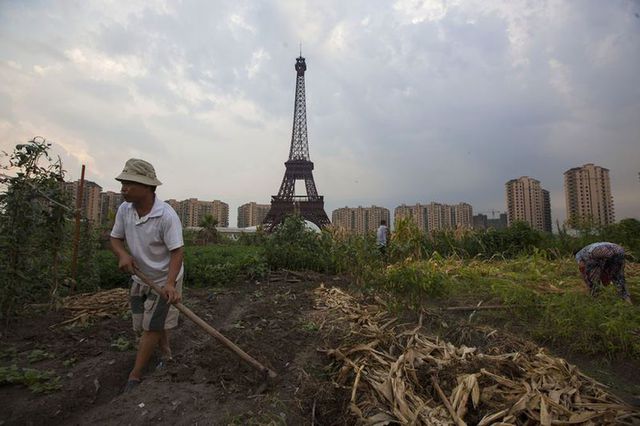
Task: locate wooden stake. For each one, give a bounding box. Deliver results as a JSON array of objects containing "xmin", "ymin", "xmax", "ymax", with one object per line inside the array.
[{"xmin": 70, "ymin": 164, "xmax": 85, "ymax": 291}]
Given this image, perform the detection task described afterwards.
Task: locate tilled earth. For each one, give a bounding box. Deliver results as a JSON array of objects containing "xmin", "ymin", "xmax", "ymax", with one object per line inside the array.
[
  {"xmin": 2, "ymin": 271, "xmax": 639, "ymax": 425},
  {"xmin": 0, "ymin": 272, "xmax": 352, "ymax": 425}
]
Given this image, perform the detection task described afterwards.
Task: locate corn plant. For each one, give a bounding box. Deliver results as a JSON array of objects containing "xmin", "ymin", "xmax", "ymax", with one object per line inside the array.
[{"xmin": 0, "ymin": 138, "xmax": 72, "ymax": 319}]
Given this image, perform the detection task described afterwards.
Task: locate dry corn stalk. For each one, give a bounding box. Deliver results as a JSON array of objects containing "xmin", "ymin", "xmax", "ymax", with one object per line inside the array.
[
  {"xmin": 315, "ymin": 285, "xmax": 640, "ymax": 425},
  {"xmin": 51, "ymin": 288, "xmax": 129, "ymax": 328}
]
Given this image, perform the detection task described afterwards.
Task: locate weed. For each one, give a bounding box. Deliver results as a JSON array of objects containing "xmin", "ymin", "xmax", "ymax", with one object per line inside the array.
[
  {"xmin": 0, "ymin": 364, "xmax": 62, "ymax": 393},
  {"xmin": 62, "ymin": 357, "xmax": 77, "ymax": 368},
  {"xmin": 27, "ymin": 349, "xmax": 54, "ymax": 363},
  {"xmin": 110, "ymin": 336, "xmax": 133, "ymax": 352},
  {"xmin": 0, "ymin": 346, "xmax": 17, "ymax": 361},
  {"xmin": 301, "ymin": 321, "xmax": 319, "ymax": 332}
]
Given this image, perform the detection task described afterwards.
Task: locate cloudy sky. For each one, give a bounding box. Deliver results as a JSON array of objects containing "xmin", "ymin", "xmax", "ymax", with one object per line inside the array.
[{"xmin": 1, "ymin": 0, "xmax": 639, "ymax": 227}]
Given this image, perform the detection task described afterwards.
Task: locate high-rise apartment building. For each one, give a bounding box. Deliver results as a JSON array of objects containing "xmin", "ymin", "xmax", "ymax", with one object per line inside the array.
[
  {"xmin": 394, "ymin": 204, "xmax": 429, "ymax": 231},
  {"xmin": 65, "ymin": 180, "xmax": 103, "ymax": 223},
  {"xmin": 542, "ymin": 189, "xmax": 552, "ymax": 233},
  {"xmin": 564, "ymin": 163, "xmax": 614, "ymax": 227},
  {"xmin": 332, "ymin": 207, "xmax": 355, "ymax": 231},
  {"xmin": 332, "ymin": 206, "xmax": 390, "ymax": 234},
  {"xmin": 505, "ymin": 176, "xmax": 551, "ymax": 232},
  {"xmin": 454, "ymin": 203, "xmax": 473, "ymax": 230},
  {"xmin": 165, "ymin": 199, "xmax": 180, "ymax": 220},
  {"xmin": 238, "ymin": 202, "xmax": 270, "ymax": 228},
  {"xmin": 394, "ymin": 202, "xmax": 473, "ymax": 232},
  {"xmin": 100, "ymin": 191, "xmax": 123, "ymax": 224},
  {"xmin": 166, "ymin": 198, "xmax": 229, "ymax": 228}
]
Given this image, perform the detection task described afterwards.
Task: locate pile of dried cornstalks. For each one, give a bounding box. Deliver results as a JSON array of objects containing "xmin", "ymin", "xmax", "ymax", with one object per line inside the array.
[
  {"xmin": 51, "ymin": 288, "xmax": 129, "ymax": 328},
  {"xmin": 315, "ymin": 285, "xmax": 640, "ymax": 425}
]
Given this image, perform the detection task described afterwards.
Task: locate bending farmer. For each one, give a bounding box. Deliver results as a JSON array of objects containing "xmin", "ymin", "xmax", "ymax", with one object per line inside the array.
[
  {"xmin": 574, "ymin": 242, "xmax": 632, "ymax": 304},
  {"xmin": 109, "ymin": 158, "xmax": 185, "ymax": 392}
]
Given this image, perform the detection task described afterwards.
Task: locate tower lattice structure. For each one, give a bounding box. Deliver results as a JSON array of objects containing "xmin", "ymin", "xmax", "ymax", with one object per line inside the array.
[{"xmin": 262, "ymin": 56, "xmax": 330, "ymax": 231}]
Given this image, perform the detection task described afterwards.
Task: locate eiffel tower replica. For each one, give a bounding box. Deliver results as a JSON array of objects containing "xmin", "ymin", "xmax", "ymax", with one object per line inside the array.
[{"xmin": 262, "ymin": 55, "xmax": 331, "ymax": 231}]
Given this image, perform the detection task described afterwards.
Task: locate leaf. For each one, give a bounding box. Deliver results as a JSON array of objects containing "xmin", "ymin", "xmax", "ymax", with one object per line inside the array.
[{"xmin": 540, "ymin": 396, "xmax": 551, "ymax": 426}]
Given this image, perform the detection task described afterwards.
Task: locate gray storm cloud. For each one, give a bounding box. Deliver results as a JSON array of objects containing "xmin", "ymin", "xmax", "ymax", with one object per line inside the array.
[{"xmin": 1, "ymin": 0, "xmax": 638, "ymax": 226}]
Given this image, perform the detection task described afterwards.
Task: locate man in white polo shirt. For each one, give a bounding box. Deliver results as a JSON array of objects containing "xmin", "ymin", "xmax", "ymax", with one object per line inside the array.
[{"xmin": 110, "ymin": 158, "xmax": 184, "ymax": 392}]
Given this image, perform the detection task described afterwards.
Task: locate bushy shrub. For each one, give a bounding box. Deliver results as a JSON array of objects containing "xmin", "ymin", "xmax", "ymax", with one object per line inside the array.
[{"xmin": 264, "ymin": 215, "xmax": 333, "ymax": 272}]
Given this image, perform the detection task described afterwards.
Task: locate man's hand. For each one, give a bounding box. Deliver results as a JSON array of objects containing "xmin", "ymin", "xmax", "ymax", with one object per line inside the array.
[
  {"xmin": 163, "ymin": 284, "xmax": 181, "ymax": 304},
  {"xmin": 118, "ymin": 254, "xmax": 135, "ymax": 274}
]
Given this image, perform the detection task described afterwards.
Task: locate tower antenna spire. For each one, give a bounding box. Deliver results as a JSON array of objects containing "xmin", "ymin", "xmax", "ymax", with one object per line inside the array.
[{"xmin": 299, "ymin": 41, "xmax": 302, "ymax": 57}]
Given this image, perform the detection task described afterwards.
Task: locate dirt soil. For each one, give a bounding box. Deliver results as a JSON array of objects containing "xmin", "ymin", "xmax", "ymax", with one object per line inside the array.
[
  {"xmin": 2, "ymin": 271, "xmax": 639, "ymax": 425},
  {"xmin": 0, "ymin": 272, "xmax": 351, "ymax": 426}
]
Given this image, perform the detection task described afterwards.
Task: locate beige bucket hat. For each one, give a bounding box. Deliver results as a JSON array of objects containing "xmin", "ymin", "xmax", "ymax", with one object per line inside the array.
[{"xmin": 115, "ymin": 158, "xmax": 163, "ymax": 186}]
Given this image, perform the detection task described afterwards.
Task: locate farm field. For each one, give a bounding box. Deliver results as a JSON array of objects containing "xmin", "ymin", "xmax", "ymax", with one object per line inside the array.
[{"xmin": 2, "ymin": 250, "xmax": 639, "ymax": 425}]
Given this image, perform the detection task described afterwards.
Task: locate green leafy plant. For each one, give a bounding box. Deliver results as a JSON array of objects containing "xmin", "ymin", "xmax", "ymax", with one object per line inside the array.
[
  {"xmin": 264, "ymin": 215, "xmax": 332, "ymax": 272},
  {"xmin": 0, "ymin": 364, "xmax": 62, "ymax": 393},
  {"xmin": 110, "ymin": 336, "xmax": 133, "ymax": 351},
  {"xmin": 62, "ymin": 357, "xmax": 77, "ymax": 367},
  {"xmin": 0, "ymin": 138, "xmax": 73, "ymax": 319},
  {"xmin": 184, "ymin": 245, "xmax": 268, "ymax": 287},
  {"xmin": 301, "ymin": 321, "xmax": 319, "ymax": 332},
  {"xmin": 27, "ymin": 349, "xmax": 54, "ymax": 363}
]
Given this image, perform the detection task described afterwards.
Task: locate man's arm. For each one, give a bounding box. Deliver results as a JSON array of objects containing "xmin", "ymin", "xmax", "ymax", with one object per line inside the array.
[
  {"xmin": 110, "ymin": 237, "xmax": 135, "ymax": 274},
  {"xmin": 163, "ymin": 246, "xmax": 184, "ymax": 304}
]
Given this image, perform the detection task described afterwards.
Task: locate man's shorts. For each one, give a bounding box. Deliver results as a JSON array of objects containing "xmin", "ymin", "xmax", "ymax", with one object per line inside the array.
[{"xmin": 130, "ymin": 278, "xmax": 183, "ymax": 332}]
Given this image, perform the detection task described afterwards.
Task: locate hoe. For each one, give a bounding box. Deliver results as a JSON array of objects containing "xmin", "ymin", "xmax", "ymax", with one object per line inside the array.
[{"xmin": 134, "ymin": 267, "xmax": 277, "ymax": 388}]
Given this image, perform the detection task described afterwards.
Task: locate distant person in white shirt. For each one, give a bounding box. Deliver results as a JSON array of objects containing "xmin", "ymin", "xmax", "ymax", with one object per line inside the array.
[
  {"xmin": 376, "ymin": 220, "xmax": 389, "ymax": 256},
  {"xmin": 109, "ymin": 158, "xmax": 184, "ymax": 392}
]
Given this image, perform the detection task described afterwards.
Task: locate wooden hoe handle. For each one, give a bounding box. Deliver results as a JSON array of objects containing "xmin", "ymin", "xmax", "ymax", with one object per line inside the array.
[{"xmin": 133, "ymin": 267, "xmax": 277, "ymax": 379}]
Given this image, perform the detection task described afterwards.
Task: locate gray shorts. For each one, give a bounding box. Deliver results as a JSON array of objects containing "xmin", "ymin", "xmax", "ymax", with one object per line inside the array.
[{"xmin": 130, "ymin": 278, "xmax": 182, "ymax": 332}]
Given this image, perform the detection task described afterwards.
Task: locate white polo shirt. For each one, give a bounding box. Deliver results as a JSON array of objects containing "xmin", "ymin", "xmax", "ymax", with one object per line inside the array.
[{"xmin": 110, "ymin": 196, "xmax": 184, "ymax": 286}]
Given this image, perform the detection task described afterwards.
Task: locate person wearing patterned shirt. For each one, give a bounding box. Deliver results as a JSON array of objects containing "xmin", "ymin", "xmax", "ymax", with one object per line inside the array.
[{"xmin": 574, "ymin": 242, "xmax": 632, "ymax": 304}]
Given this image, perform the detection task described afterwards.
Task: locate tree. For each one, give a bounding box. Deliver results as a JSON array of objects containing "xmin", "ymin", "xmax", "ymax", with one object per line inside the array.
[{"xmin": 198, "ymin": 214, "xmax": 219, "ymax": 245}]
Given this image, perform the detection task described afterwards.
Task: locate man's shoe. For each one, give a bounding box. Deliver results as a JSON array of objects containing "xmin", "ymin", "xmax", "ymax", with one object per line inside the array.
[{"xmin": 122, "ymin": 378, "xmax": 141, "ymax": 393}]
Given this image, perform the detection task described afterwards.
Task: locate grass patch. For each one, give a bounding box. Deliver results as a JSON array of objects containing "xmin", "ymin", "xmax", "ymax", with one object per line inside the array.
[{"xmin": 367, "ymin": 256, "xmax": 640, "ymax": 359}]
